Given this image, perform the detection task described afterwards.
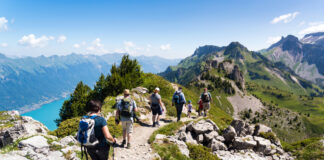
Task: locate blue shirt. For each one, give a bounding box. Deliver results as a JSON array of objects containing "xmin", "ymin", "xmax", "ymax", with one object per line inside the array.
[
  {"xmin": 93, "ymin": 116, "xmax": 109, "ymax": 147},
  {"xmin": 117, "ymin": 97, "xmax": 137, "ymax": 122}
]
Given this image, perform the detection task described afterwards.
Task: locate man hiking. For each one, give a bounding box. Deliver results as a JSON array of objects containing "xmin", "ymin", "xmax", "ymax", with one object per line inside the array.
[
  {"xmin": 200, "ymin": 88, "xmax": 212, "ymax": 117},
  {"xmin": 150, "ymin": 87, "xmax": 165, "ymax": 127},
  {"xmin": 116, "ymin": 89, "xmax": 137, "ymax": 149},
  {"xmin": 172, "ymin": 87, "xmax": 186, "ymax": 122}
]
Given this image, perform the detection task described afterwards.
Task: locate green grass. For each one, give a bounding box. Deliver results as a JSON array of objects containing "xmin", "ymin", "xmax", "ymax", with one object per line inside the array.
[
  {"xmin": 282, "ymin": 137, "xmax": 324, "ymax": 160},
  {"xmin": 107, "ymin": 116, "xmax": 123, "ymax": 138},
  {"xmin": 247, "ymin": 82, "xmax": 324, "ymax": 139},
  {"xmin": 149, "ymin": 121, "xmax": 185, "ymax": 144},
  {"xmin": 152, "ymin": 143, "xmax": 190, "ymax": 160},
  {"xmin": 101, "ymin": 96, "xmax": 116, "ymax": 115},
  {"xmin": 0, "ymin": 136, "xmax": 33, "ymax": 154},
  {"xmin": 187, "ymin": 143, "xmax": 220, "ymax": 160},
  {"xmin": 0, "ymin": 111, "xmax": 19, "ymax": 130}
]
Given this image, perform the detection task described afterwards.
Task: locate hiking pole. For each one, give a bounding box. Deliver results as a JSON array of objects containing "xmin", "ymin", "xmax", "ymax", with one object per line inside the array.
[{"xmin": 112, "ymin": 135, "xmax": 116, "ymax": 160}]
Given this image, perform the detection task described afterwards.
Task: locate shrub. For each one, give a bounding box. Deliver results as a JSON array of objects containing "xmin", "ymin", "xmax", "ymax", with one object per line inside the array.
[
  {"xmin": 259, "ymin": 132, "xmax": 277, "ymax": 144},
  {"xmin": 107, "ymin": 116, "xmax": 123, "ymax": 138},
  {"xmin": 187, "ymin": 143, "xmax": 220, "ymax": 160},
  {"xmin": 49, "ymin": 117, "xmax": 80, "ymax": 138},
  {"xmin": 152, "ymin": 143, "xmax": 190, "ymax": 160}
]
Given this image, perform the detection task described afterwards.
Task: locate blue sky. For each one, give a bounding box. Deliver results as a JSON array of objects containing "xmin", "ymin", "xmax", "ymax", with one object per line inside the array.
[{"xmin": 0, "ymin": 0, "xmax": 324, "ymax": 59}]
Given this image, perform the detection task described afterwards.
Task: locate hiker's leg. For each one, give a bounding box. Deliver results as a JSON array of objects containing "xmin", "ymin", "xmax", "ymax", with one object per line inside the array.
[
  {"xmin": 97, "ymin": 146, "xmax": 109, "ymax": 160},
  {"xmin": 86, "ymin": 147, "xmax": 100, "ymax": 160},
  {"xmin": 152, "ymin": 114, "xmax": 156, "ymax": 123},
  {"xmin": 127, "ymin": 121, "xmax": 133, "ymax": 143},
  {"xmin": 176, "ymin": 104, "xmax": 183, "ymax": 121},
  {"xmin": 122, "ymin": 121, "xmax": 127, "ymax": 141}
]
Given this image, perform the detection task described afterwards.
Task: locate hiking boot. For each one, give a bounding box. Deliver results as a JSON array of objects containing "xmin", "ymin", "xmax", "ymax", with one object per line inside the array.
[
  {"xmin": 121, "ymin": 140, "xmax": 126, "ymax": 147},
  {"xmin": 152, "ymin": 122, "xmax": 156, "ymax": 127},
  {"xmin": 156, "ymin": 121, "xmax": 160, "ymax": 127},
  {"xmin": 127, "ymin": 143, "xmax": 131, "ymax": 149}
]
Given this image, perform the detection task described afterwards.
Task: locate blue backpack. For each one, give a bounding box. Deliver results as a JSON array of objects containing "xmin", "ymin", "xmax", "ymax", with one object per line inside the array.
[
  {"xmin": 77, "ymin": 115, "xmax": 99, "ymax": 146},
  {"xmin": 173, "ymin": 91, "xmax": 182, "ymax": 104}
]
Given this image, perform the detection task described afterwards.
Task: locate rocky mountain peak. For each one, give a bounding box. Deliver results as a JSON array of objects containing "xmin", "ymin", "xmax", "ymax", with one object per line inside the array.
[
  {"xmin": 192, "ymin": 45, "xmax": 223, "ymax": 57},
  {"xmin": 224, "ymin": 42, "xmax": 249, "ymax": 59},
  {"xmin": 301, "ymin": 32, "xmax": 324, "ymax": 45}
]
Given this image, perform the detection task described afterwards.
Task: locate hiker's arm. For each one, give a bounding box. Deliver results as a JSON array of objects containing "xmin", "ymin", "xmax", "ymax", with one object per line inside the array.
[
  {"xmin": 133, "ymin": 101, "xmax": 138, "ymax": 112},
  {"xmin": 159, "ymin": 99, "xmax": 164, "ymax": 111},
  {"xmin": 102, "ymin": 126, "xmax": 116, "ymax": 143}
]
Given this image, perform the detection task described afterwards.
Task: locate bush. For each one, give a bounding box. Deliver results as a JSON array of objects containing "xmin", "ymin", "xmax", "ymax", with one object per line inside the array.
[
  {"xmin": 49, "ymin": 117, "xmax": 80, "ymax": 138},
  {"xmin": 259, "ymin": 132, "xmax": 277, "ymax": 144},
  {"xmin": 152, "ymin": 143, "xmax": 190, "ymax": 160},
  {"xmin": 187, "ymin": 143, "xmax": 220, "ymax": 160},
  {"xmin": 107, "ymin": 116, "xmax": 123, "ymax": 138},
  {"xmin": 282, "ymin": 137, "xmax": 324, "ymax": 160}
]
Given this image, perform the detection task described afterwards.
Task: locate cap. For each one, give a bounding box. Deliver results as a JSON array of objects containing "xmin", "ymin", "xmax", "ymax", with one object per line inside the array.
[
  {"xmin": 155, "ymin": 87, "xmax": 160, "ymax": 92},
  {"xmin": 124, "ymin": 89, "xmax": 130, "ymax": 95}
]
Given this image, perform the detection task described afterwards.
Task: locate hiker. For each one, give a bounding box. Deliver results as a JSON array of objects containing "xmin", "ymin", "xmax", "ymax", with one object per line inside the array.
[
  {"xmin": 200, "ymin": 88, "xmax": 212, "ymax": 117},
  {"xmin": 116, "ymin": 89, "xmax": 137, "ymax": 149},
  {"xmin": 78, "ymin": 100, "xmax": 116, "ymax": 160},
  {"xmin": 187, "ymin": 100, "xmax": 192, "ymax": 118},
  {"xmin": 150, "ymin": 87, "xmax": 165, "ymax": 127},
  {"xmin": 172, "ymin": 87, "xmax": 186, "ymax": 122},
  {"xmin": 198, "ymin": 99, "xmax": 203, "ymax": 116}
]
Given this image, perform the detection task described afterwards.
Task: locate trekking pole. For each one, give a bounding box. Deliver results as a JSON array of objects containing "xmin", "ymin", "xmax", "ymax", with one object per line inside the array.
[{"xmin": 112, "ymin": 135, "xmax": 116, "ymax": 160}]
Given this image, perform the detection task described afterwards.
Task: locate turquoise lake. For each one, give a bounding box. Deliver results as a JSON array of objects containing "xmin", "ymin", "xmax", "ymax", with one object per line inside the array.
[{"xmin": 22, "ymin": 97, "xmax": 69, "ymax": 131}]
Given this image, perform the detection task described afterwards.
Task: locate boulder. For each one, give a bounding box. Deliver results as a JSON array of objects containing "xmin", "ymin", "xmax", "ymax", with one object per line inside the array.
[
  {"xmin": 232, "ymin": 135, "xmax": 257, "ymax": 150},
  {"xmin": 230, "ymin": 119, "xmax": 254, "ymax": 136},
  {"xmin": 254, "ymin": 136, "xmax": 272, "ymax": 155},
  {"xmin": 192, "ymin": 120, "xmax": 214, "ymax": 134},
  {"xmin": 204, "ymin": 131, "xmax": 218, "ymax": 142},
  {"xmin": 209, "ymin": 139, "xmax": 227, "ymax": 151},
  {"xmin": 19, "ymin": 136, "xmax": 49, "ymax": 149},
  {"xmin": 186, "ymin": 122, "xmax": 194, "ymax": 132},
  {"xmin": 197, "ymin": 134, "xmax": 204, "ymax": 143},
  {"xmin": 186, "ymin": 132, "xmax": 197, "ymax": 144},
  {"xmin": 59, "ymin": 135, "xmax": 77, "ymax": 146},
  {"xmin": 175, "ymin": 140, "xmax": 190, "ymax": 157},
  {"xmin": 253, "ymin": 124, "xmax": 272, "ymax": 136},
  {"xmin": 215, "ymin": 136, "xmax": 225, "ymax": 142},
  {"xmin": 222, "ymin": 126, "xmax": 236, "ymax": 143},
  {"xmin": 131, "ymin": 87, "xmax": 148, "ymax": 94},
  {"xmin": 47, "ymin": 151, "xmax": 65, "ymax": 160},
  {"xmin": 0, "ymin": 154, "xmax": 29, "ymax": 160},
  {"xmin": 205, "ymin": 119, "xmax": 220, "ymax": 131},
  {"xmin": 177, "ymin": 131, "xmax": 187, "ymax": 141}
]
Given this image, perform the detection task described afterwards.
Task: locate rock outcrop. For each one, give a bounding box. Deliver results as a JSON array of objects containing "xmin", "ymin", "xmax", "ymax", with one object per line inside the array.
[
  {"xmin": 157, "ymin": 119, "xmax": 293, "ymax": 160},
  {"xmin": 0, "ymin": 111, "xmax": 48, "ymax": 148}
]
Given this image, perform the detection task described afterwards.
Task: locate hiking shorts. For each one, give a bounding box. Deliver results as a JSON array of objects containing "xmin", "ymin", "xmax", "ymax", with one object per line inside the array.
[
  {"xmin": 122, "ymin": 120, "xmax": 133, "ymax": 134},
  {"xmin": 151, "ymin": 106, "xmax": 162, "ymax": 116},
  {"xmin": 203, "ymin": 102, "xmax": 210, "ymax": 110}
]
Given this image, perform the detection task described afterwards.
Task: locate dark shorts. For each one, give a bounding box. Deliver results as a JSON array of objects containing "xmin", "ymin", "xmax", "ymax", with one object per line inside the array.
[
  {"xmin": 151, "ymin": 106, "xmax": 162, "ymax": 115},
  {"xmin": 86, "ymin": 146, "xmax": 110, "ymax": 160}
]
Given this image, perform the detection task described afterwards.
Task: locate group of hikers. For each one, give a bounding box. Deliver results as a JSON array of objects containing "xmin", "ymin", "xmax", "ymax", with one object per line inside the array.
[{"xmin": 77, "ymin": 87, "xmax": 213, "ymax": 160}]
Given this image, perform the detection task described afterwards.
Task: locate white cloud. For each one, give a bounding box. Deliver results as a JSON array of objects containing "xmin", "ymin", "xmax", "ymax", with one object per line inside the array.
[
  {"xmin": 86, "ymin": 38, "xmax": 106, "ymax": 53},
  {"xmin": 299, "ymin": 21, "xmax": 306, "ymax": 26},
  {"xmin": 160, "ymin": 44, "xmax": 171, "ymax": 51},
  {"xmin": 124, "ymin": 41, "xmax": 135, "ymax": 48},
  {"xmin": 73, "ymin": 43, "xmax": 80, "ymax": 48},
  {"xmin": 57, "ymin": 35, "xmax": 66, "ymax": 43},
  {"xmin": 18, "ymin": 34, "xmax": 54, "ymax": 48},
  {"xmin": 271, "ymin": 12, "xmax": 299, "ymax": 24},
  {"xmin": 266, "ymin": 36, "xmax": 281, "ymax": 45},
  {"xmin": 1, "ymin": 43, "xmax": 8, "ymax": 47},
  {"xmin": 299, "ymin": 22, "xmax": 324, "ymax": 35},
  {"xmin": 0, "ymin": 17, "xmax": 8, "ymax": 31}
]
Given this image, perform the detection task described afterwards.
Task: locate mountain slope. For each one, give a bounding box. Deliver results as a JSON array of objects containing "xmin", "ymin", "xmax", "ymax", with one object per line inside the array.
[
  {"xmin": 0, "ymin": 53, "xmax": 180, "ymax": 112},
  {"xmin": 160, "ymin": 42, "xmax": 324, "ymax": 142},
  {"xmin": 263, "ymin": 33, "xmax": 324, "ymax": 88}
]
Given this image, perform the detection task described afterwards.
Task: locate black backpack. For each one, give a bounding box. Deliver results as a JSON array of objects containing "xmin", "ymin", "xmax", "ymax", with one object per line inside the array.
[
  {"xmin": 202, "ymin": 92, "xmax": 210, "ymax": 102},
  {"xmin": 151, "ymin": 94, "xmax": 160, "ymax": 109},
  {"xmin": 120, "ymin": 98, "xmax": 133, "ymax": 118},
  {"xmin": 173, "ymin": 91, "xmax": 182, "ymax": 104}
]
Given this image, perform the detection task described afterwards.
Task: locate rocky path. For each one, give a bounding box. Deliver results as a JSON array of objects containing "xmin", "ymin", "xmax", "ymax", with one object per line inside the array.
[{"xmin": 113, "ymin": 112, "xmax": 198, "ymax": 160}]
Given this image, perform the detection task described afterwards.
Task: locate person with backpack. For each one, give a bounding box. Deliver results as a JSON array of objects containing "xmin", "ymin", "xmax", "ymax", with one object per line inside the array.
[
  {"xmin": 150, "ymin": 87, "xmax": 165, "ymax": 127},
  {"xmin": 77, "ymin": 100, "xmax": 116, "ymax": 160},
  {"xmin": 187, "ymin": 100, "xmax": 192, "ymax": 118},
  {"xmin": 115, "ymin": 89, "xmax": 137, "ymax": 149},
  {"xmin": 197, "ymin": 99, "xmax": 204, "ymax": 116},
  {"xmin": 172, "ymin": 87, "xmax": 186, "ymax": 122},
  {"xmin": 200, "ymin": 88, "xmax": 212, "ymax": 117}
]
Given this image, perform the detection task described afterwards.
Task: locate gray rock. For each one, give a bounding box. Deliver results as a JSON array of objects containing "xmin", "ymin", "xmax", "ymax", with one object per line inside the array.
[
  {"xmin": 59, "ymin": 135, "xmax": 77, "ymax": 146},
  {"xmin": 253, "ymin": 124, "xmax": 272, "ymax": 136},
  {"xmin": 192, "ymin": 120, "xmax": 214, "ymax": 134},
  {"xmin": 254, "ymin": 136, "xmax": 272, "ymax": 155},
  {"xmin": 186, "ymin": 132, "xmax": 197, "ymax": 144},
  {"xmin": 215, "ymin": 136, "xmax": 225, "ymax": 142},
  {"xmin": 231, "ymin": 119, "xmax": 254, "ymax": 136},
  {"xmin": 0, "ymin": 154, "xmax": 29, "ymax": 160},
  {"xmin": 197, "ymin": 134, "xmax": 204, "ymax": 143},
  {"xmin": 177, "ymin": 132, "xmax": 187, "ymax": 141},
  {"xmin": 204, "ymin": 131, "xmax": 218, "ymax": 142},
  {"xmin": 205, "ymin": 119, "xmax": 220, "ymax": 131},
  {"xmin": 175, "ymin": 140, "xmax": 190, "ymax": 157},
  {"xmin": 186, "ymin": 122, "xmax": 194, "ymax": 132},
  {"xmin": 47, "ymin": 151, "xmax": 65, "ymax": 160},
  {"xmin": 223, "ymin": 126, "xmax": 236, "ymax": 143},
  {"xmin": 19, "ymin": 136, "xmax": 49, "ymax": 149},
  {"xmin": 232, "ymin": 135, "xmax": 257, "ymax": 150},
  {"xmin": 209, "ymin": 139, "xmax": 227, "ymax": 151}
]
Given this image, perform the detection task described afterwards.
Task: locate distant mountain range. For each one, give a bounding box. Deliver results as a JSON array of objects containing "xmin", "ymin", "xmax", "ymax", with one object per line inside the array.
[
  {"xmin": 263, "ymin": 32, "xmax": 324, "ymax": 88},
  {"xmin": 0, "ymin": 53, "xmax": 180, "ymax": 112}
]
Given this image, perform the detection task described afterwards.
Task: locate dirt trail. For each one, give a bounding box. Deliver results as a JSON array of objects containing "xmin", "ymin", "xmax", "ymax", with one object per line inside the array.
[{"xmin": 113, "ymin": 111, "xmax": 198, "ymax": 160}]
